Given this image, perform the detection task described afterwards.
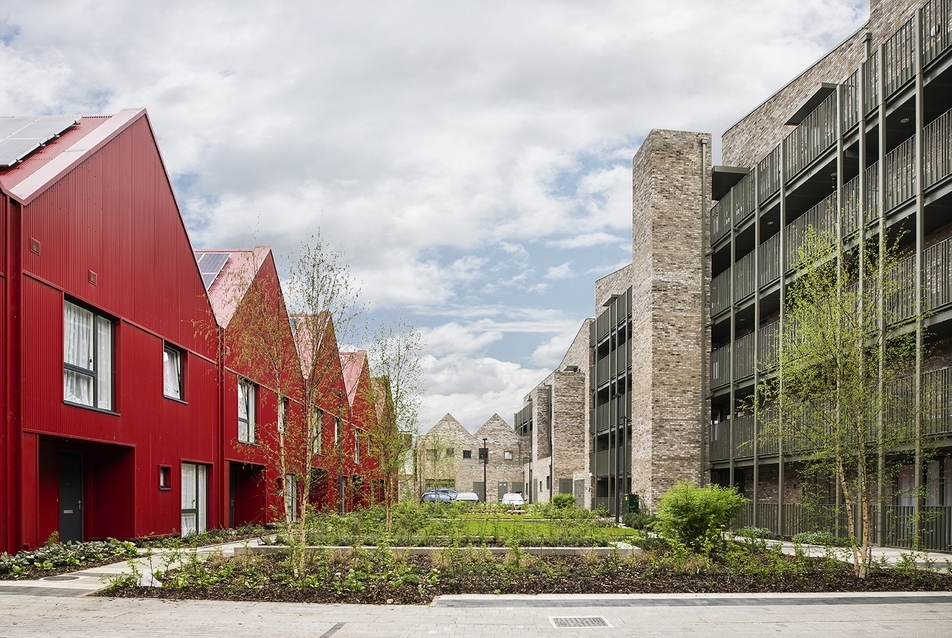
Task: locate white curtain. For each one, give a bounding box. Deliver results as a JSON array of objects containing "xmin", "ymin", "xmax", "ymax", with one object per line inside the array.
[
  {"xmin": 163, "ymin": 348, "xmax": 181, "ymax": 399},
  {"xmin": 181, "ymin": 463, "xmax": 197, "ymax": 537},
  {"xmin": 196, "ymin": 465, "xmax": 207, "ymax": 533},
  {"xmin": 63, "ymin": 302, "xmax": 93, "ymax": 406},
  {"xmin": 285, "ymin": 474, "xmax": 297, "ymax": 522},
  {"xmin": 96, "ymin": 316, "xmax": 112, "ymax": 409}
]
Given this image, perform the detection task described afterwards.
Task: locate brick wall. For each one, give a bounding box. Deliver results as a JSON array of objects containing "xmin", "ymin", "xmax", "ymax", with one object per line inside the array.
[{"xmin": 629, "ymin": 129, "xmax": 712, "ymax": 509}]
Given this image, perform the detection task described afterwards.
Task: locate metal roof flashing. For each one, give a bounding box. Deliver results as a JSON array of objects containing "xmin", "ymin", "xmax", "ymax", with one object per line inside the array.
[{"xmin": 6, "ymin": 108, "xmax": 146, "ymax": 206}]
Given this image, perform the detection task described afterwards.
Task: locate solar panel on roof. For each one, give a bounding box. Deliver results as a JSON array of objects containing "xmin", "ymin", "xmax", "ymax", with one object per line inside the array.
[
  {"xmin": 0, "ymin": 115, "xmax": 77, "ymax": 168},
  {"xmin": 196, "ymin": 252, "xmax": 230, "ymax": 290}
]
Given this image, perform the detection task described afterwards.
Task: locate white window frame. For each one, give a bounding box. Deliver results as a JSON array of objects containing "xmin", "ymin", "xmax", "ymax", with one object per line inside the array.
[
  {"xmin": 354, "ymin": 432, "xmax": 361, "ymax": 464},
  {"xmin": 238, "ymin": 380, "xmax": 256, "ymax": 444},
  {"xmin": 64, "ymin": 300, "xmax": 113, "ymax": 410},
  {"xmin": 277, "ymin": 397, "xmax": 286, "ymax": 434},
  {"xmin": 163, "ymin": 344, "xmax": 183, "ymax": 400},
  {"xmin": 181, "ymin": 462, "xmax": 207, "ymax": 537},
  {"xmin": 504, "ymin": 450, "xmax": 513, "ymax": 461}
]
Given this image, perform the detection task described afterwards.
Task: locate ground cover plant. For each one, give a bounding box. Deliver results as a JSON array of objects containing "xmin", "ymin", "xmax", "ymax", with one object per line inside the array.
[
  {"xmin": 101, "ymin": 538, "xmax": 952, "ymax": 605},
  {"xmin": 0, "ymin": 537, "xmax": 138, "ymax": 580},
  {"xmin": 274, "ymin": 502, "xmax": 635, "ymax": 547}
]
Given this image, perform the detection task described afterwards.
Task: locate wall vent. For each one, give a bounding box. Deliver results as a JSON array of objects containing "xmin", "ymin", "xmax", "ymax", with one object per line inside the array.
[
  {"xmin": 88, "ymin": 270, "xmax": 98, "ymax": 285},
  {"xmin": 30, "ymin": 238, "xmax": 41, "ymax": 255}
]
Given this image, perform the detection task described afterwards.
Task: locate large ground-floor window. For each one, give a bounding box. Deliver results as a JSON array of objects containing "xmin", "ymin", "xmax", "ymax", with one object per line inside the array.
[{"xmin": 181, "ymin": 462, "xmax": 208, "ymax": 537}]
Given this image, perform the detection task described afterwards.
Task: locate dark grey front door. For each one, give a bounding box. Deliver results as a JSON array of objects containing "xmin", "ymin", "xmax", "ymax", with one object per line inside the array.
[{"xmin": 59, "ymin": 452, "xmax": 83, "ymax": 543}]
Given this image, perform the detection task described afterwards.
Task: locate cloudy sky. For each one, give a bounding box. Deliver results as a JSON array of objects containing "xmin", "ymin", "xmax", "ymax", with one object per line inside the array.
[{"xmin": 0, "ymin": 0, "xmax": 867, "ymax": 431}]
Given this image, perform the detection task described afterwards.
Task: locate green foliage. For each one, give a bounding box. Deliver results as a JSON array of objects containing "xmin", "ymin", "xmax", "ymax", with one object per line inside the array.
[
  {"xmin": 622, "ymin": 512, "xmax": 656, "ymax": 530},
  {"xmin": 652, "ymin": 482, "xmax": 746, "ymax": 554},
  {"xmin": 0, "ymin": 538, "xmax": 138, "ymax": 579},
  {"xmin": 551, "ymin": 494, "xmax": 576, "ymax": 509}
]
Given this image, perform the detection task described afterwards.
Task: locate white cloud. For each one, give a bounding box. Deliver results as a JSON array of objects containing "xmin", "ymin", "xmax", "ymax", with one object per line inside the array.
[
  {"xmin": 545, "ymin": 262, "xmax": 574, "ymax": 280},
  {"xmin": 0, "ymin": 0, "xmax": 869, "ymax": 427}
]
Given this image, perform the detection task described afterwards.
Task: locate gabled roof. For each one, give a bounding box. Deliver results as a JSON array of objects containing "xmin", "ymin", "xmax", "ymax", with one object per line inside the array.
[
  {"xmin": 0, "ymin": 109, "xmax": 145, "ymax": 206},
  {"xmin": 423, "ymin": 414, "xmax": 476, "ymax": 443},
  {"xmin": 291, "ymin": 312, "xmax": 332, "ymax": 380},
  {"xmin": 474, "ymin": 413, "xmax": 517, "ymax": 439},
  {"xmin": 194, "ymin": 246, "xmax": 270, "ymax": 328},
  {"xmin": 339, "ymin": 351, "xmax": 368, "ymax": 407}
]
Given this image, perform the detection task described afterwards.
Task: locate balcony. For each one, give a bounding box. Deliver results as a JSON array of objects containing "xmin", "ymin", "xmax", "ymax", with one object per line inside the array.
[
  {"xmin": 733, "ymin": 332, "xmax": 755, "ymax": 381},
  {"xmin": 711, "ymin": 269, "xmax": 731, "ymax": 316},
  {"xmin": 591, "ymin": 445, "xmax": 633, "ymax": 478},
  {"xmin": 863, "ymin": 54, "xmax": 880, "ymax": 115},
  {"xmin": 884, "ymin": 135, "xmax": 916, "ymax": 211},
  {"xmin": 864, "ymin": 161, "xmax": 881, "ymax": 225},
  {"xmin": 884, "ymin": 18, "xmax": 916, "ymax": 98},
  {"xmin": 594, "ymin": 355, "xmax": 610, "ymax": 386},
  {"xmin": 758, "ymin": 233, "xmax": 780, "ymax": 286},
  {"xmin": 784, "ymin": 193, "xmax": 836, "ymax": 272},
  {"xmin": 922, "ymin": 0, "xmax": 952, "ymax": 68},
  {"xmin": 924, "ymin": 367, "xmax": 952, "ymax": 436},
  {"xmin": 733, "ymin": 416, "xmax": 754, "ymax": 460},
  {"xmin": 757, "ymin": 407, "xmax": 780, "ymax": 456},
  {"xmin": 842, "ymin": 174, "xmax": 860, "ymax": 237},
  {"xmin": 924, "ymin": 237, "xmax": 952, "ymax": 311},
  {"xmin": 611, "ymin": 343, "xmax": 629, "ymax": 377},
  {"xmin": 710, "ymin": 345, "xmax": 730, "ymax": 390},
  {"xmin": 711, "ymin": 198, "xmax": 731, "ymax": 245},
  {"xmin": 758, "ymin": 321, "xmax": 779, "ymax": 372},
  {"xmin": 710, "ymin": 420, "xmax": 730, "ymax": 462},
  {"xmin": 924, "ymin": 108, "xmax": 952, "ymax": 189},
  {"xmin": 733, "ymin": 251, "xmax": 755, "ymax": 302},
  {"xmin": 841, "ymin": 70, "xmax": 859, "ymax": 132},
  {"xmin": 783, "ymin": 91, "xmax": 837, "ymax": 183},
  {"xmin": 758, "ymin": 146, "xmax": 781, "ymax": 205},
  {"xmin": 885, "ymin": 253, "xmax": 917, "ymax": 324},
  {"xmin": 731, "ymin": 171, "xmax": 756, "ymax": 225}
]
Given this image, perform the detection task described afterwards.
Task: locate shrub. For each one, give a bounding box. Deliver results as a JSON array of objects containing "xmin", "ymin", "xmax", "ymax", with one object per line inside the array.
[
  {"xmin": 652, "ymin": 481, "xmax": 746, "ymax": 554},
  {"xmin": 551, "ymin": 494, "xmax": 576, "ymax": 509},
  {"xmin": 622, "ymin": 512, "xmax": 655, "ymax": 530}
]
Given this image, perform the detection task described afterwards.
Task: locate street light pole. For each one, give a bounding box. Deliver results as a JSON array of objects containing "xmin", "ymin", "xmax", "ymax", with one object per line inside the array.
[{"xmin": 482, "ymin": 437, "xmax": 488, "ymax": 503}]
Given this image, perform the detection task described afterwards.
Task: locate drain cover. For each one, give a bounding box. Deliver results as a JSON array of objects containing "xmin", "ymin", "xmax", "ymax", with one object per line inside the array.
[
  {"xmin": 43, "ymin": 575, "xmax": 81, "ymax": 581},
  {"xmin": 550, "ymin": 616, "xmax": 611, "ymax": 628}
]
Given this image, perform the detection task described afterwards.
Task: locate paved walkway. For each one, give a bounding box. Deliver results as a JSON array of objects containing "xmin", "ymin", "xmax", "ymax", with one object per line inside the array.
[{"xmin": 2, "ymin": 540, "xmax": 952, "ymax": 636}]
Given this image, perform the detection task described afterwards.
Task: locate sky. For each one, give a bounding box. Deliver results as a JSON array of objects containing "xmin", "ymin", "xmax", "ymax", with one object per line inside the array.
[{"xmin": 0, "ymin": 0, "xmax": 869, "ymax": 432}]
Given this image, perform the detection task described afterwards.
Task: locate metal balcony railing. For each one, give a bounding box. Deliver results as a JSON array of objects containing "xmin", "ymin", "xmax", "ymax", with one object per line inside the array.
[
  {"xmin": 923, "ymin": 237, "xmax": 952, "ymax": 311},
  {"xmin": 864, "ymin": 161, "xmax": 881, "ymax": 225},
  {"xmin": 885, "ymin": 253, "xmax": 917, "ymax": 324},
  {"xmin": 785, "ymin": 193, "xmax": 836, "ymax": 272},
  {"xmin": 711, "ymin": 269, "xmax": 731, "ymax": 316},
  {"xmin": 709, "ymin": 420, "xmax": 730, "ymax": 461},
  {"xmin": 733, "ymin": 332, "xmax": 755, "ymax": 380},
  {"xmin": 731, "ymin": 170, "xmax": 756, "ymax": 225},
  {"xmin": 612, "ymin": 344, "xmax": 630, "ymax": 377},
  {"xmin": 758, "ymin": 233, "xmax": 780, "ymax": 287},
  {"xmin": 924, "ymin": 367, "xmax": 952, "ymax": 436},
  {"xmin": 592, "ymin": 446, "xmax": 632, "ymax": 477},
  {"xmin": 884, "ymin": 135, "xmax": 916, "ymax": 211},
  {"xmin": 759, "ymin": 321, "xmax": 779, "ymax": 372},
  {"xmin": 884, "ymin": 18, "xmax": 916, "ymax": 97},
  {"xmin": 711, "ymin": 345, "xmax": 730, "ymax": 390},
  {"xmin": 842, "ymin": 174, "xmax": 860, "ymax": 237},
  {"xmin": 711, "ymin": 198, "xmax": 731, "ymax": 245},
  {"xmin": 863, "ymin": 54, "xmax": 880, "ymax": 115},
  {"xmin": 758, "ymin": 145, "xmax": 781, "ymax": 205},
  {"xmin": 924, "ymin": 107, "xmax": 952, "ymax": 189},
  {"xmin": 734, "ymin": 251, "xmax": 756, "ymax": 301},
  {"xmin": 922, "ymin": 0, "xmax": 952, "ymax": 67},
  {"xmin": 733, "ymin": 416, "xmax": 754, "ymax": 459},
  {"xmin": 757, "ymin": 407, "xmax": 780, "ymax": 456},
  {"xmin": 595, "ymin": 309, "xmax": 611, "ymax": 341},
  {"xmin": 595, "ymin": 356, "xmax": 610, "ymax": 386},
  {"xmin": 783, "ymin": 91, "xmax": 837, "ymax": 183},
  {"xmin": 841, "ymin": 70, "xmax": 859, "ymax": 131}
]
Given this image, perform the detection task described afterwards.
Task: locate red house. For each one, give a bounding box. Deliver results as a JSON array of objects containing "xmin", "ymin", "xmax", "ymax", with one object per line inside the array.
[
  {"xmin": 0, "ymin": 110, "xmax": 221, "ymax": 552},
  {"xmin": 0, "ymin": 111, "xmax": 387, "ymax": 554}
]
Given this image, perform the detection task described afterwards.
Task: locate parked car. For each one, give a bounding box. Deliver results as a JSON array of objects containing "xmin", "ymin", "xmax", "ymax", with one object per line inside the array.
[
  {"xmin": 455, "ymin": 492, "xmax": 480, "ymax": 502},
  {"xmin": 420, "ymin": 490, "xmax": 453, "ymax": 503},
  {"xmin": 501, "ymin": 493, "xmax": 526, "ymax": 508}
]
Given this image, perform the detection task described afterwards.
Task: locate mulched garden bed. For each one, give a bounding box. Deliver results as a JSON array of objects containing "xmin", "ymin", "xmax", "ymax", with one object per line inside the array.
[{"xmin": 100, "ymin": 549, "xmax": 952, "ymax": 605}]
